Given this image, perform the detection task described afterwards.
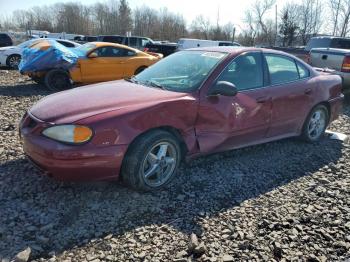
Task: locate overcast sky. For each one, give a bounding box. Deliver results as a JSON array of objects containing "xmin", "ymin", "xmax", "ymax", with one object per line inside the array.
[{"xmin": 0, "ymin": 0, "xmax": 294, "ymax": 29}]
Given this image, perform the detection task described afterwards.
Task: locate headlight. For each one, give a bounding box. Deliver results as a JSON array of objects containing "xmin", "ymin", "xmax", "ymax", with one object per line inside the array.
[{"xmin": 42, "ymin": 125, "xmax": 93, "ymax": 144}]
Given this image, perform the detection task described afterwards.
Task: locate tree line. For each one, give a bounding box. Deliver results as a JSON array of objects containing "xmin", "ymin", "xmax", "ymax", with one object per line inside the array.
[{"xmin": 1, "ymin": 0, "xmax": 350, "ymax": 46}]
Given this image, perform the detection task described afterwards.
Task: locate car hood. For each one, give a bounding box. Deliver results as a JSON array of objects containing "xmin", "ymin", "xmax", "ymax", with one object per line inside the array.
[
  {"xmin": 0, "ymin": 46, "xmax": 17, "ymax": 51},
  {"xmin": 30, "ymin": 80, "xmax": 193, "ymax": 124}
]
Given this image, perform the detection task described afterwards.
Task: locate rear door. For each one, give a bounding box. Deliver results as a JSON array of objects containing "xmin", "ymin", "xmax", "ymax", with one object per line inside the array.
[{"xmin": 264, "ymin": 53, "xmax": 315, "ymax": 137}]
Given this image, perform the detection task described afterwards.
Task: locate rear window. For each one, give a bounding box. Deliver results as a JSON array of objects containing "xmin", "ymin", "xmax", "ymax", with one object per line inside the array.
[
  {"xmin": 331, "ymin": 39, "xmax": 350, "ymax": 49},
  {"xmin": 305, "ymin": 38, "xmax": 332, "ymax": 51}
]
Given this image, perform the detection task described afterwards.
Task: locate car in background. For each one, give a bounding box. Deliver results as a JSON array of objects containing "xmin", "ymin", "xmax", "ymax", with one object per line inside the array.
[
  {"xmin": 97, "ymin": 35, "xmax": 154, "ymax": 50},
  {"xmin": 20, "ymin": 41, "xmax": 162, "ymax": 90},
  {"xmin": 272, "ymin": 36, "xmax": 350, "ymax": 63},
  {"xmin": 144, "ymin": 42, "xmax": 177, "ymax": 57},
  {"xmin": 74, "ymin": 35, "xmax": 98, "ymax": 44},
  {"xmin": 177, "ymin": 38, "xmax": 240, "ymax": 50},
  {"xmin": 0, "ymin": 33, "xmax": 13, "ymax": 47},
  {"xmin": 0, "ymin": 38, "xmax": 80, "ymax": 69},
  {"xmin": 20, "ymin": 47, "xmax": 343, "ymax": 191},
  {"xmin": 310, "ymin": 47, "xmax": 350, "ymax": 93}
]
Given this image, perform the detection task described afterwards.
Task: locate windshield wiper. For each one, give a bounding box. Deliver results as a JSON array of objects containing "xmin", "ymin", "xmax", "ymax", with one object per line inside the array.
[
  {"xmin": 124, "ymin": 77, "xmax": 140, "ymax": 84},
  {"xmin": 145, "ymin": 80, "xmax": 167, "ymax": 90}
]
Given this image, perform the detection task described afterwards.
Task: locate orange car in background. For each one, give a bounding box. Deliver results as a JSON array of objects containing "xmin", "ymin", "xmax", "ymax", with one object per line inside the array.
[{"xmin": 20, "ymin": 41, "xmax": 163, "ymax": 90}]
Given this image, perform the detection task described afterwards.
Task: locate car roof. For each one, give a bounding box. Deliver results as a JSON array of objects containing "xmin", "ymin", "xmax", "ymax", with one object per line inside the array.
[
  {"xmin": 89, "ymin": 41, "xmax": 140, "ymax": 52},
  {"xmin": 186, "ymin": 46, "xmax": 262, "ymax": 54},
  {"xmin": 187, "ymin": 46, "xmax": 299, "ymax": 56},
  {"xmin": 310, "ymin": 36, "xmax": 350, "ymax": 40}
]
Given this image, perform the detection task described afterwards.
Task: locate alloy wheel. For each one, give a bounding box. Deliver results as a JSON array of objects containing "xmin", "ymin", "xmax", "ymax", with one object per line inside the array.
[
  {"xmin": 8, "ymin": 56, "xmax": 20, "ymax": 68},
  {"xmin": 141, "ymin": 141, "xmax": 177, "ymax": 188},
  {"xmin": 308, "ymin": 109, "xmax": 327, "ymax": 139}
]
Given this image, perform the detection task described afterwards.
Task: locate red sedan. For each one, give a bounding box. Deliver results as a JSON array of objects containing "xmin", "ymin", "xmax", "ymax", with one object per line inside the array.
[{"xmin": 20, "ymin": 47, "xmax": 344, "ymax": 191}]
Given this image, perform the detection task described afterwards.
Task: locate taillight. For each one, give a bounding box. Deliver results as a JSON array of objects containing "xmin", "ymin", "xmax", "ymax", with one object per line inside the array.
[
  {"xmin": 143, "ymin": 48, "xmax": 149, "ymax": 52},
  {"xmin": 341, "ymin": 56, "xmax": 350, "ymax": 72}
]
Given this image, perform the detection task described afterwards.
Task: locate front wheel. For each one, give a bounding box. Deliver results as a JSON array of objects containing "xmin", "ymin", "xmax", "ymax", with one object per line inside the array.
[
  {"xmin": 44, "ymin": 69, "xmax": 72, "ymax": 91},
  {"xmin": 6, "ymin": 54, "xmax": 21, "ymax": 69},
  {"xmin": 121, "ymin": 130, "xmax": 182, "ymax": 191},
  {"xmin": 301, "ymin": 104, "xmax": 329, "ymax": 142}
]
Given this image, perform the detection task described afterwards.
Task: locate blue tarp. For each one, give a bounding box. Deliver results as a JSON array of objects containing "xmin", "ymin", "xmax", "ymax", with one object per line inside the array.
[{"xmin": 19, "ymin": 40, "xmax": 85, "ymax": 73}]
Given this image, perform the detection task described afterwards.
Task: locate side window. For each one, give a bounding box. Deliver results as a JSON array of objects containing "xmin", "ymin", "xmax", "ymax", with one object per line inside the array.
[
  {"xmin": 265, "ymin": 54, "xmax": 299, "ymax": 85},
  {"xmin": 141, "ymin": 38, "xmax": 150, "ymax": 47},
  {"xmin": 296, "ymin": 61, "xmax": 310, "ymax": 79},
  {"xmin": 94, "ymin": 47, "xmax": 127, "ymax": 57},
  {"xmin": 217, "ymin": 52, "xmax": 264, "ymax": 91},
  {"xmin": 127, "ymin": 50, "xmax": 136, "ymax": 56},
  {"xmin": 128, "ymin": 37, "xmax": 138, "ymax": 47}
]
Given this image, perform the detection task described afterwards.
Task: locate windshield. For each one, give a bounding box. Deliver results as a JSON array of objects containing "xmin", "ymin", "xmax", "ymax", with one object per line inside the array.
[
  {"xmin": 75, "ymin": 43, "xmax": 96, "ymax": 54},
  {"xmin": 134, "ymin": 50, "xmax": 227, "ymax": 92}
]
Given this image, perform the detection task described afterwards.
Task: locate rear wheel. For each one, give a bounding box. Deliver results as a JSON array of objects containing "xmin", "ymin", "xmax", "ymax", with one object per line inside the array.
[
  {"xmin": 121, "ymin": 130, "xmax": 181, "ymax": 191},
  {"xmin": 6, "ymin": 54, "xmax": 21, "ymax": 69},
  {"xmin": 301, "ymin": 104, "xmax": 329, "ymax": 142},
  {"xmin": 44, "ymin": 69, "xmax": 72, "ymax": 91},
  {"xmin": 30, "ymin": 76, "xmax": 44, "ymax": 84}
]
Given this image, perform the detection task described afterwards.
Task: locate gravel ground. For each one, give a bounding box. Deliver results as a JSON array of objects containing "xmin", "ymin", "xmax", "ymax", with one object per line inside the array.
[{"xmin": 0, "ymin": 70, "xmax": 349, "ymax": 262}]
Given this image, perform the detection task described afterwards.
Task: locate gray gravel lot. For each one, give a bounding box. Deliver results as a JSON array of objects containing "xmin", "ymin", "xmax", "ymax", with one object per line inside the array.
[{"xmin": 0, "ymin": 70, "xmax": 349, "ymax": 261}]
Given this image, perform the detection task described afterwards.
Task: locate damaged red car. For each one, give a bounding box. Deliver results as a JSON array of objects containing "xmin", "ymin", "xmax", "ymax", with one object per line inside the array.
[{"xmin": 20, "ymin": 47, "xmax": 344, "ymax": 191}]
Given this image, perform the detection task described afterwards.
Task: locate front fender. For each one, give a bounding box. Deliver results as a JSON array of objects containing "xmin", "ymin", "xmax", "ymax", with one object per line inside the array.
[{"xmin": 76, "ymin": 97, "xmax": 200, "ymax": 154}]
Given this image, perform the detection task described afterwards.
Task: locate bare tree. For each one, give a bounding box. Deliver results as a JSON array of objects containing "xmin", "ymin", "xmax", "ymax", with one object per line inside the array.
[
  {"xmin": 330, "ymin": 0, "xmax": 342, "ymax": 36},
  {"xmin": 190, "ymin": 15, "xmax": 211, "ymax": 39},
  {"xmin": 241, "ymin": 0, "xmax": 276, "ymax": 46},
  {"xmin": 279, "ymin": 3, "xmax": 299, "ymax": 46},
  {"xmin": 297, "ymin": 0, "xmax": 322, "ymax": 45}
]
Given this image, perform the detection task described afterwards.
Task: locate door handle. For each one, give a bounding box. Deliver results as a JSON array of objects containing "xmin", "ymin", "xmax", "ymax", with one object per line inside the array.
[
  {"xmin": 256, "ymin": 97, "xmax": 269, "ymax": 103},
  {"xmin": 119, "ymin": 61, "xmax": 125, "ymax": 64},
  {"xmin": 304, "ymin": 88, "xmax": 312, "ymax": 95}
]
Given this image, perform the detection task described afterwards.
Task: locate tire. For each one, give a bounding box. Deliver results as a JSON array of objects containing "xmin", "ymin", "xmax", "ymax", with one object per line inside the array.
[
  {"xmin": 30, "ymin": 76, "xmax": 44, "ymax": 84},
  {"xmin": 121, "ymin": 130, "xmax": 182, "ymax": 191},
  {"xmin": 301, "ymin": 104, "xmax": 329, "ymax": 142},
  {"xmin": 6, "ymin": 54, "xmax": 21, "ymax": 69},
  {"xmin": 44, "ymin": 69, "xmax": 72, "ymax": 91},
  {"xmin": 134, "ymin": 66, "xmax": 147, "ymax": 75}
]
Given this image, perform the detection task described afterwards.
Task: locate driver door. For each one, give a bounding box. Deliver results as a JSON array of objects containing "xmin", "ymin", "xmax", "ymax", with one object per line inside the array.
[
  {"xmin": 79, "ymin": 46, "xmax": 126, "ymax": 83},
  {"xmin": 195, "ymin": 51, "xmax": 272, "ymax": 154}
]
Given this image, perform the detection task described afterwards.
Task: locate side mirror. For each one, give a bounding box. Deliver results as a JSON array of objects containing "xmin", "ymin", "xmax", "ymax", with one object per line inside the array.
[
  {"xmin": 88, "ymin": 52, "xmax": 98, "ymax": 58},
  {"xmin": 208, "ymin": 81, "xmax": 238, "ymax": 97}
]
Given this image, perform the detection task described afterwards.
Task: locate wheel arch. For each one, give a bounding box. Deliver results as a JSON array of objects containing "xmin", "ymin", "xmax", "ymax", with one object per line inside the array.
[{"xmin": 125, "ymin": 125, "xmax": 189, "ymax": 160}]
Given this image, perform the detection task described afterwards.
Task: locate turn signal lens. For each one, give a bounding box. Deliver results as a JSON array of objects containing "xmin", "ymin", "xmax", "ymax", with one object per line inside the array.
[
  {"xmin": 42, "ymin": 125, "xmax": 93, "ymax": 144},
  {"xmin": 341, "ymin": 56, "xmax": 350, "ymax": 73},
  {"xmin": 73, "ymin": 126, "xmax": 93, "ymax": 143}
]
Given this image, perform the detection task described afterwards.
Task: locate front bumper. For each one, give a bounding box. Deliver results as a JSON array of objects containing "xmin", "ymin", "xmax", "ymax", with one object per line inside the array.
[{"xmin": 20, "ymin": 113, "xmax": 127, "ymax": 182}]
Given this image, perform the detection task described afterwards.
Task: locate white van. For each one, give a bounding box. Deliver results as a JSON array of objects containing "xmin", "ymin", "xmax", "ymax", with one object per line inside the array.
[{"xmin": 177, "ymin": 38, "xmax": 240, "ymax": 50}]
